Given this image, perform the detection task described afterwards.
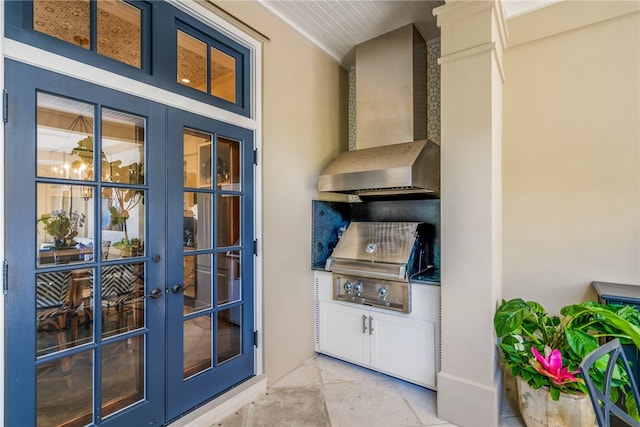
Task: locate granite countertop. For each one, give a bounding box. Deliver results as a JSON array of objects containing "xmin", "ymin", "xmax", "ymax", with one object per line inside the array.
[{"xmin": 410, "ymin": 268, "xmax": 440, "ymax": 285}]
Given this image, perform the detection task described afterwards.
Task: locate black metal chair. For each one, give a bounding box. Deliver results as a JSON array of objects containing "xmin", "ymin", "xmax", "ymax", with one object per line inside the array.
[{"xmin": 579, "ymin": 338, "xmax": 640, "ymax": 427}]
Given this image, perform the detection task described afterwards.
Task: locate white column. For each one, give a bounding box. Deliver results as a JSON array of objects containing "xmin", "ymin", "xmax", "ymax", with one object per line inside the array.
[{"xmin": 433, "ymin": 1, "xmax": 507, "ymax": 426}]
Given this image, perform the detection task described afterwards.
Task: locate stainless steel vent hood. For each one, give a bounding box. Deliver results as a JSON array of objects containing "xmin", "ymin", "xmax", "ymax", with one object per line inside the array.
[
  {"xmin": 318, "ymin": 139, "xmax": 439, "ymax": 197},
  {"xmin": 318, "ymin": 25, "xmax": 440, "ymax": 197}
]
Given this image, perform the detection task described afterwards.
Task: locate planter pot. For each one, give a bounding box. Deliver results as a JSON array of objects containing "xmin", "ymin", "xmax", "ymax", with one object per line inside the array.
[
  {"xmin": 516, "ymin": 376, "xmax": 595, "ymax": 427},
  {"xmin": 118, "ymin": 247, "xmax": 133, "ymax": 258},
  {"xmin": 53, "ymin": 248, "xmax": 78, "ymax": 264}
]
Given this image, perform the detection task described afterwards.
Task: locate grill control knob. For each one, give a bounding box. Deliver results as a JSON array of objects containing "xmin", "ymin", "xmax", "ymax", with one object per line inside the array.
[
  {"xmin": 377, "ymin": 286, "xmax": 388, "ymax": 301},
  {"xmin": 353, "ymin": 282, "xmax": 363, "ymax": 296},
  {"xmin": 343, "ymin": 281, "xmax": 353, "ymax": 295}
]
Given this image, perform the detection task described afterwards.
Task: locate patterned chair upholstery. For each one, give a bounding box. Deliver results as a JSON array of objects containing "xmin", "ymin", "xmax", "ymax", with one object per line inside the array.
[
  {"xmin": 102, "ymin": 264, "xmax": 143, "ymax": 333},
  {"xmin": 36, "ymin": 271, "xmax": 75, "ymax": 388}
]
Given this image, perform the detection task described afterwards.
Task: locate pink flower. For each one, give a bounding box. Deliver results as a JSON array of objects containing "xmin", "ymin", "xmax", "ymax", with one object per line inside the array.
[{"xmin": 530, "ymin": 347, "xmax": 580, "ymax": 385}]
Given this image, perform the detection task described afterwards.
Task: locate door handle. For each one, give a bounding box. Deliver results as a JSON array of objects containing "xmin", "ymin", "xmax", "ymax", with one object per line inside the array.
[
  {"xmin": 362, "ymin": 314, "xmax": 367, "ymax": 334},
  {"xmin": 369, "ymin": 316, "xmax": 373, "ymax": 335},
  {"xmin": 144, "ymin": 288, "xmax": 163, "ymax": 299},
  {"xmin": 172, "ymin": 284, "xmax": 184, "ymax": 294}
]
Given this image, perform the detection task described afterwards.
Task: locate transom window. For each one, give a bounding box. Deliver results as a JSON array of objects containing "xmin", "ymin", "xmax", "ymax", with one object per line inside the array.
[
  {"xmin": 33, "ymin": 0, "xmax": 144, "ymax": 69},
  {"xmin": 177, "ymin": 28, "xmax": 239, "ymax": 104},
  {"xmin": 6, "ymin": 0, "xmax": 251, "ymax": 117}
]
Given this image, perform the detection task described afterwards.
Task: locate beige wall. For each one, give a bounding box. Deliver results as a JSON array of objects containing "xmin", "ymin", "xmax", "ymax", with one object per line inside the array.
[
  {"xmin": 211, "ymin": 1, "xmax": 349, "ymax": 384},
  {"xmin": 503, "ymin": 1, "xmax": 640, "ymax": 313}
]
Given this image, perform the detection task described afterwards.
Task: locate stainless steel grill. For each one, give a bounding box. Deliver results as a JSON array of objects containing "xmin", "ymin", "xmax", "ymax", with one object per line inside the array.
[{"xmin": 325, "ymin": 222, "xmax": 427, "ymax": 313}]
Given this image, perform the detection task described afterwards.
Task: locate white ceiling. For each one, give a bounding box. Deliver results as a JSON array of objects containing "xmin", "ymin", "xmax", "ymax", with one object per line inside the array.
[{"xmin": 257, "ymin": 0, "xmax": 561, "ymax": 68}]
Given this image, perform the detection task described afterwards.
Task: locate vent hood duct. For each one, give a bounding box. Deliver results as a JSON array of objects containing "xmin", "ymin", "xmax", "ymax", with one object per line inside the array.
[
  {"xmin": 356, "ymin": 24, "xmax": 426, "ymax": 149},
  {"xmin": 318, "ymin": 25, "xmax": 440, "ymax": 198},
  {"xmin": 318, "ymin": 139, "xmax": 439, "ymax": 197}
]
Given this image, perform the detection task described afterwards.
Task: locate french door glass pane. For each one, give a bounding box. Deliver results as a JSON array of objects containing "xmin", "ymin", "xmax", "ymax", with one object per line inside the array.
[
  {"xmin": 36, "ymin": 350, "xmax": 93, "ymax": 426},
  {"xmin": 97, "ymin": 0, "xmax": 142, "ymax": 68},
  {"xmin": 183, "ymin": 254, "xmax": 213, "ymax": 314},
  {"xmin": 184, "ymin": 128, "xmax": 213, "ymax": 189},
  {"xmin": 217, "ymin": 195, "xmax": 240, "ymax": 247},
  {"xmin": 101, "ymin": 187, "xmax": 145, "ymax": 259},
  {"xmin": 37, "ymin": 93, "xmax": 94, "ymax": 180},
  {"xmin": 182, "ymin": 192, "xmax": 212, "ymax": 251},
  {"xmin": 36, "ymin": 183, "xmax": 94, "ymax": 266},
  {"xmin": 217, "ymin": 251, "xmax": 240, "ymax": 305},
  {"xmin": 216, "ymin": 136, "xmax": 240, "ymax": 190},
  {"xmin": 36, "ymin": 268, "xmax": 94, "ymax": 357},
  {"xmin": 177, "ymin": 30, "xmax": 207, "ymax": 93},
  {"xmin": 101, "ymin": 336, "xmax": 145, "ymax": 418},
  {"xmin": 183, "ymin": 254, "xmax": 212, "ymax": 314},
  {"xmin": 217, "ymin": 307, "xmax": 241, "ymax": 364},
  {"xmin": 33, "ymin": 0, "xmax": 90, "ymax": 49},
  {"xmin": 184, "ymin": 315, "xmax": 212, "ymax": 379},
  {"xmin": 211, "ymin": 48, "xmax": 236, "ymax": 103},
  {"xmin": 101, "ymin": 108, "xmax": 145, "ymax": 185},
  {"xmin": 183, "ymin": 192, "xmax": 198, "ymax": 249},
  {"xmin": 101, "ymin": 263, "xmax": 145, "ymax": 338}
]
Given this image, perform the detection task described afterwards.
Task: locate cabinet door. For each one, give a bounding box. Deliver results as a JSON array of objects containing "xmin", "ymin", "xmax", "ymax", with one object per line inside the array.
[
  {"xmin": 370, "ymin": 311, "xmax": 437, "ymax": 389},
  {"xmin": 319, "ymin": 301, "xmax": 370, "ymax": 366}
]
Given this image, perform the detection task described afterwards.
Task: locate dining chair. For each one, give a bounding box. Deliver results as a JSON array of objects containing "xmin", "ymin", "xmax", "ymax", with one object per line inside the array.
[
  {"xmin": 101, "ymin": 240, "xmax": 111, "ymax": 260},
  {"xmin": 36, "ymin": 272, "xmax": 75, "ymax": 388},
  {"xmin": 101, "ymin": 264, "xmax": 144, "ymax": 334},
  {"xmin": 579, "ymin": 338, "xmax": 640, "ymax": 427}
]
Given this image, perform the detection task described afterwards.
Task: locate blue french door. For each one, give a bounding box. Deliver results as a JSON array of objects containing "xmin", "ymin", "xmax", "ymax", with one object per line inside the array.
[
  {"xmin": 5, "ymin": 60, "xmax": 166, "ymax": 426},
  {"xmin": 4, "ymin": 60, "xmax": 255, "ymax": 425},
  {"xmin": 165, "ymin": 109, "xmax": 255, "ymax": 419}
]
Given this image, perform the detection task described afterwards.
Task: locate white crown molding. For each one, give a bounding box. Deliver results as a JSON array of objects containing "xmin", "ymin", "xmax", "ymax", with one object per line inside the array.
[{"xmin": 502, "ymin": 0, "xmax": 562, "ymax": 19}]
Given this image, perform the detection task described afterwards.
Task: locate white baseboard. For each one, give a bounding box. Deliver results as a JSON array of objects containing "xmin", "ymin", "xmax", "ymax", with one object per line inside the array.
[{"xmin": 437, "ymin": 371, "xmax": 500, "ymax": 426}]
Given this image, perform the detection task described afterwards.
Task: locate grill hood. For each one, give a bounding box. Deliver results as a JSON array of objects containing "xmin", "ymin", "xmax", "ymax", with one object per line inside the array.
[
  {"xmin": 325, "ymin": 221, "xmax": 427, "ymax": 281},
  {"xmin": 318, "ymin": 140, "xmax": 439, "ymax": 197},
  {"xmin": 318, "ymin": 25, "xmax": 440, "ymax": 198}
]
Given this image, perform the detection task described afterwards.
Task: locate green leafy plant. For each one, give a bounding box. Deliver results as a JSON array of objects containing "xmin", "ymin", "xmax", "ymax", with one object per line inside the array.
[
  {"xmin": 103, "ymin": 187, "xmax": 143, "ymax": 243},
  {"xmin": 70, "ymin": 136, "xmax": 144, "ymax": 245},
  {"xmin": 112, "ymin": 237, "xmax": 143, "ymax": 257},
  {"xmin": 494, "ymin": 298, "xmax": 640, "ymax": 419},
  {"xmin": 37, "ymin": 209, "xmax": 86, "ymax": 248}
]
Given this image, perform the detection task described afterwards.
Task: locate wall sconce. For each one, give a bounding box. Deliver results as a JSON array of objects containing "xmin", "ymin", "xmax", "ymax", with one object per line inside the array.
[{"xmin": 81, "ymin": 186, "xmax": 93, "ymax": 201}]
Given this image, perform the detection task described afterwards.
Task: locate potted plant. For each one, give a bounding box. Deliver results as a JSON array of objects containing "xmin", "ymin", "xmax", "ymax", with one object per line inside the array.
[
  {"xmin": 37, "ymin": 209, "xmax": 86, "ymax": 249},
  {"xmin": 103, "ymin": 186, "xmax": 144, "ymax": 256},
  {"xmin": 494, "ymin": 298, "xmax": 640, "ymax": 426},
  {"xmin": 112, "ymin": 237, "xmax": 143, "ymax": 258}
]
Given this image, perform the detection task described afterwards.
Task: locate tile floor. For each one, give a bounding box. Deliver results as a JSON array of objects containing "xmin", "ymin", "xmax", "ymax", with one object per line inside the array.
[{"xmin": 211, "ymin": 354, "xmax": 526, "ymax": 427}]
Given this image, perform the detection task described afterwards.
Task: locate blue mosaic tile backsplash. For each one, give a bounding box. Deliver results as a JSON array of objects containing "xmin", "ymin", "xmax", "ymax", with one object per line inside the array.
[{"xmin": 311, "ymin": 201, "xmax": 351, "ymax": 270}]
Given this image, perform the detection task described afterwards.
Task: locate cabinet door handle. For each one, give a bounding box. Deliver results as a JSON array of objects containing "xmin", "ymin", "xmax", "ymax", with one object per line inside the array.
[
  {"xmin": 369, "ymin": 316, "xmax": 374, "ymax": 335},
  {"xmin": 362, "ymin": 314, "xmax": 368, "ymax": 334}
]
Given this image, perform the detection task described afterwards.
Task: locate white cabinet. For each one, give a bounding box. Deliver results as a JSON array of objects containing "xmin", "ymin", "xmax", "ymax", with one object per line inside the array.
[
  {"xmin": 314, "ymin": 271, "xmax": 440, "ymax": 389},
  {"xmin": 319, "ymin": 302, "xmax": 370, "ymax": 366},
  {"xmin": 370, "ymin": 310, "xmax": 437, "ymax": 388}
]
